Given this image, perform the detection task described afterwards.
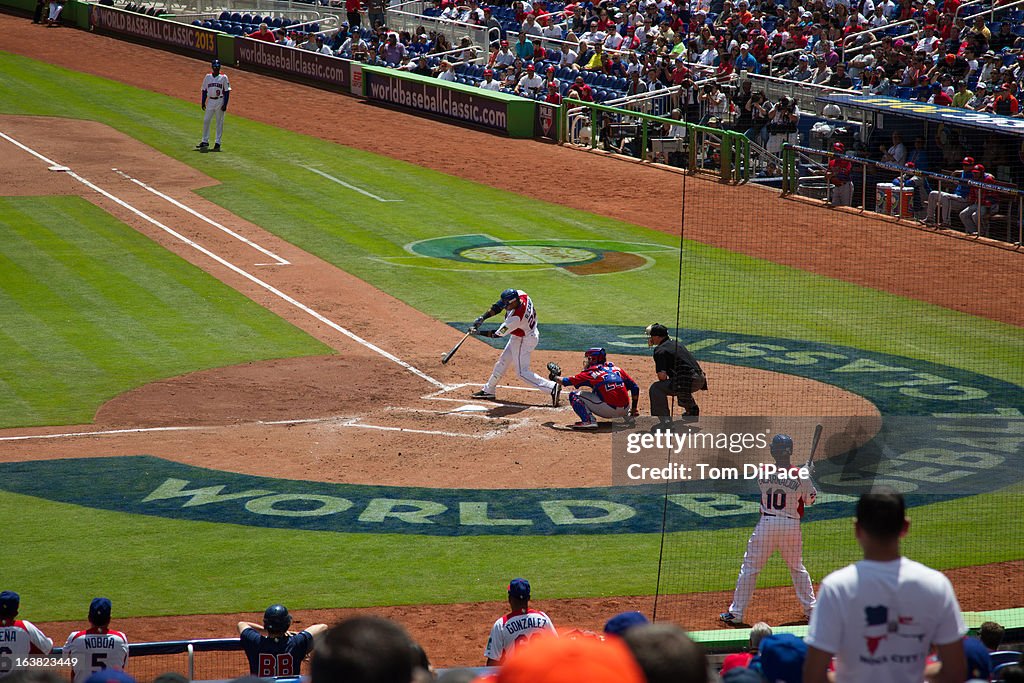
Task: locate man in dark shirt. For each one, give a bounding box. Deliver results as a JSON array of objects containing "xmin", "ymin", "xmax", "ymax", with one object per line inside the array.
[
  {"xmin": 645, "ymin": 323, "xmax": 707, "ymax": 430},
  {"xmin": 238, "ymin": 604, "xmax": 327, "ymax": 677}
]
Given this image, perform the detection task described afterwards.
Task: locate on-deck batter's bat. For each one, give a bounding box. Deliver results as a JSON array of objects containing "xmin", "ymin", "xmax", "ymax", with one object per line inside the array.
[
  {"xmin": 441, "ymin": 331, "xmax": 472, "ymax": 365},
  {"xmin": 806, "ymin": 423, "xmax": 824, "ymax": 471}
]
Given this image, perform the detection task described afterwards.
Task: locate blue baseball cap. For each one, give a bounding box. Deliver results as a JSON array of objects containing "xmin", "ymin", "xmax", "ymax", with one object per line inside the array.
[
  {"xmin": 724, "ymin": 668, "xmax": 765, "ymax": 683},
  {"xmin": 603, "ymin": 611, "xmax": 650, "ymax": 636},
  {"xmin": 0, "ymin": 591, "xmax": 20, "ymax": 617},
  {"xmin": 508, "ymin": 578, "xmax": 531, "ymax": 600},
  {"xmin": 84, "ymin": 670, "xmax": 136, "ymax": 683},
  {"xmin": 759, "ymin": 633, "xmax": 807, "ymax": 683},
  {"xmin": 89, "ymin": 597, "xmax": 112, "ymax": 624}
]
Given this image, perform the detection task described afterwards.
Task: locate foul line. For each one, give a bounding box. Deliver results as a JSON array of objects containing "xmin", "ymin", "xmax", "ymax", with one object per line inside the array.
[
  {"xmin": 0, "ymin": 416, "xmax": 501, "ymax": 442},
  {"xmin": 302, "ymin": 166, "xmax": 402, "ymax": 203},
  {"xmin": 112, "ymin": 169, "xmax": 290, "ymax": 266},
  {"xmin": 0, "ymin": 131, "xmax": 449, "ymax": 391}
]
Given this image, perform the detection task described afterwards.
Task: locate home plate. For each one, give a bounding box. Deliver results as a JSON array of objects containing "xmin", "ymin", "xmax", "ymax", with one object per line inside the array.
[
  {"xmin": 48, "ymin": 165, "xmax": 70, "ymax": 172},
  {"xmin": 450, "ymin": 404, "xmax": 490, "ymax": 413}
]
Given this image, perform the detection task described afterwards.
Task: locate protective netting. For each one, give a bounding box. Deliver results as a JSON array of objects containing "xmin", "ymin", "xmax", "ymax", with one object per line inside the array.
[{"xmin": 649, "ymin": 164, "xmax": 1024, "ymax": 633}]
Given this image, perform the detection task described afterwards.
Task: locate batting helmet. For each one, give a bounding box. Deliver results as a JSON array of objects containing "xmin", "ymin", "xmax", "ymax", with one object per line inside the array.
[
  {"xmin": 263, "ymin": 604, "xmax": 292, "ymax": 632},
  {"xmin": 499, "ymin": 288, "xmax": 519, "ymax": 306},
  {"xmin": 770, "ymin": 434, "xmax": 793, "ymax": 461},
  {"xmin": 584, "ymin": 347, "xmax": 607, "ymax": 366},
  {"xmin": 211, "ymin": 59, "xmax": 221, "ymax": 70}
]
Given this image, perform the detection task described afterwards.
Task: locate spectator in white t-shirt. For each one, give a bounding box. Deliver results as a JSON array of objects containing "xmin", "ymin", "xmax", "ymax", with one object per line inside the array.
[{"xmin": 803, "ymin": 490, "xmax": 967, "ymax": 683}]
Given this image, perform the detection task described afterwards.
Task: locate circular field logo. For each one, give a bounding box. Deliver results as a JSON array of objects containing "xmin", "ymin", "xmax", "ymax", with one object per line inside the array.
[{"xmin": 376, "ymin": 234, "xmax": 677, "ymax": 275}]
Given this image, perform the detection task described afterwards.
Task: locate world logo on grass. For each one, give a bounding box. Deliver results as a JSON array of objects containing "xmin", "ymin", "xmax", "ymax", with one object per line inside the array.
[
  {"xmin": 377, "ymin": 234, "xmax": 677, "ymax": 275},
  {"xmin": 1, "ymin": 325, "xmax": 1021, "ymax": 536}
]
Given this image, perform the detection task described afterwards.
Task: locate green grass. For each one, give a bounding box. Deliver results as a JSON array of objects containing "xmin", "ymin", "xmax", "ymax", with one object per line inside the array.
[
  {"xmin": 0, "ymin": 51, "xmax": 1021, "ymax": 390},
  {"xmin": 4, "ymin": 483, "xmax": 1021, "ymax": 620},
  {"xmin": 0, "ymin": 196, "xmax": 330, "ymax": 427}
]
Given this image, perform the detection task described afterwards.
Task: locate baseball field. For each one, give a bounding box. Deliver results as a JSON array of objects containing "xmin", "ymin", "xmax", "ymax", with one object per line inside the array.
[{"xmin": 1, "ymin": 13, "xmax": 1022, "ymax": 670}]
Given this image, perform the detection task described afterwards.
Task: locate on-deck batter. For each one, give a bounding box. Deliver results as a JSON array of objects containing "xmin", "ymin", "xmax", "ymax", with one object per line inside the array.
[{"xmin": 720, "ymin": 434, "xmax": 817, "ymax": 625}]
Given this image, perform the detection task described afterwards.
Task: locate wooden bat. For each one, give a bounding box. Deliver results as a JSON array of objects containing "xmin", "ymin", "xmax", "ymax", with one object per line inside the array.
[
  {"xmin": 807, "ymin": 423, "xmax": 823, "ymax": 469},
  {"xmin": 441, "ymin": 331, "xmax": 472, "ymax": 365}
]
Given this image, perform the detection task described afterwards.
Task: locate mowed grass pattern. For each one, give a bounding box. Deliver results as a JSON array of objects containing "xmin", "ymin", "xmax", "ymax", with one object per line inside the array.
[{"xmin": 0, "ymin": 196, "xmax": 329, "ymax": 427}]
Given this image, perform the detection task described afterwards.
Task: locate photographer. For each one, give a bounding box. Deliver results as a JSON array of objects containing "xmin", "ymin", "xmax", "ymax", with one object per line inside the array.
[
  {"xmin": 744, "ymin": 91, "xmax": 771, "ymax": 145},
  {"xmin": 698, "ymin": 81, "xmax": 727, "ymax": 125},
  {"xmin": 766, "ymin": 95, "xmax": 799, "ymax": 155},
  {"xmin": 731, "ymin": 79, "xmax": 753, "ymax": 133}
]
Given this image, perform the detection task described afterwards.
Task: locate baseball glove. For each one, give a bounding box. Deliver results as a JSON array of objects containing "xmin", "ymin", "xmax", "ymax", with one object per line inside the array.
[{"xmin": 547, "ymin": 361, "xmax": 561, "ymax": 381}]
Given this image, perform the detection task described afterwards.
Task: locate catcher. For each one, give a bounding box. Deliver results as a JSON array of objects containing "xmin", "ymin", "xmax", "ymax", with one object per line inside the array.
[{"xmin": 548, "ymin": 348, "xmax": 640, "ymax": 430}]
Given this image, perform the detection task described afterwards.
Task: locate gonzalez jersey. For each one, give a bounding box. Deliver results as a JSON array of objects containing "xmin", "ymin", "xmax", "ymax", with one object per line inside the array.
[
  {"xmin": 563, "ymin": 363, "xmax": 639, "ymax": 408},
  {"xmin": 240, "ymin": 628, "xmax": 314, "ymax": 677},
  {"xmin": 64, "ymin": 628, "xmax": 129, "ymax": 683},
  {"xmin": 494, "ymin": 291, "xmax": 538, "ymax": 339},
  {"xmin": 759, "ymin": 466, "xmax": 816, "ymax": 519},
  {"xmin": 0, "ymin": 619, "xmax": 53, "ymax": 673},
  {"xmin": 202, "ymin": 73, "xmax": 231, "ymax": 101},
  {"xmin": 484, "ymin": 608, "xmax": 557, "ymax": 663}
]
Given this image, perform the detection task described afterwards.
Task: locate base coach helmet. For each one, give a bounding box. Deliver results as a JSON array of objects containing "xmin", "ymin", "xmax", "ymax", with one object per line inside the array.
[{"xmin": 263, "ymin": 604, "xmax": 292, "ymax": 632}]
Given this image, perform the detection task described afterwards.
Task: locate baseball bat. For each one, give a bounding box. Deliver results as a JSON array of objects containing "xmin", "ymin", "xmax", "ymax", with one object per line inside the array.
[
  {"xmin": 441, "ymin": 331, "xmax": 472, "ymax": 365},
  {"xmin": 807, "ymin": 423, "xmax": 823, "ymax": 468}
]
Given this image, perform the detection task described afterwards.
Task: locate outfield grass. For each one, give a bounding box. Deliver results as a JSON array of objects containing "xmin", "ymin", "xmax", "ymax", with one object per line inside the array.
[
  {"xmin": 1, "ymin": 52, "xmax": 1021, "ymax": 391},
  {"xmin": 0, "ymin": 196, "xmax": 330, "ymax": 427}
]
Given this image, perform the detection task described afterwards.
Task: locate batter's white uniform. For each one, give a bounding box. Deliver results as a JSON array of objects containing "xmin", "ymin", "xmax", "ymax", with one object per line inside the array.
[
  {"xmin": 484, "ymin": 608, "xmax": 557, "ymax": 664},
  {"xmin": 201, "ymin": 72, "xmax": 231, "ymax": 146},
  {"xmin": 64, "ymin": 628, "xmax": 130, "ymax": 683},
  {"xmin": 482, "ymin": 291, "xmax": 557, "ymax": 395},
  {"xmin": 727, "ymin": 466, "xmax": 817, "ymax": 620},
  {"xmin": 0, "ymin": 619, "xmax": 53, "ymax": 674}
]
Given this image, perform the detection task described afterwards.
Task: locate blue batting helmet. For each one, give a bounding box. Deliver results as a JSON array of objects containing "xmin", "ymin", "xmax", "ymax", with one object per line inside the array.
[
  {"xmin": 584, "ymin": 347, "xmax": 607, "ymax": 365},
  {"xmin": 263, "ymin": 604, "xmax": 292, "ymax": 632},
  {"xmin": 499, "ymin": 288, "xmax": 519, "ymax": 306},
  {"xmin": 770, "ymin": 434, "xmax": 793, "ymax": 460},
  {"xmin": 211, "ymin": 59, "xmax": 221, "ymax": 70}
]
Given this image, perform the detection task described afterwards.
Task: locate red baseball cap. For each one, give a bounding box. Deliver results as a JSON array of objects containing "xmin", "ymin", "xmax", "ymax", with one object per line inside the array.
[
  {"xmin": 527, "ymin": 64, "xmax": 535, "ymax": 70},
  {"xmin": 961, "ymin": 156, "xmax": 974, "ymax": 165},
  {"xmin": 905, "ymin": 161, "xmax": 916, "ymax": 168},
  {"xmin": 973, "ymin": 163, "xmax": 985, "ymax": 172},
  {"xmin": 484, "ymin": 68, "xmax": 493, "ymax": 75},
  {"xmin": 833, "ymin": 142, "xmax": 845, "ymax": 152},
  {"xmin": 944, "ymin": 53, "xmax": 956, "ymax": 63}
]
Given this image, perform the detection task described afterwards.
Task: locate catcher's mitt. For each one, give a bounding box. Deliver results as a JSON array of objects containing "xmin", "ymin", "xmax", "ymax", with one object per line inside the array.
[{"xmin": 547, "ymin": 361, "xmax": 561, "ymax": 381}]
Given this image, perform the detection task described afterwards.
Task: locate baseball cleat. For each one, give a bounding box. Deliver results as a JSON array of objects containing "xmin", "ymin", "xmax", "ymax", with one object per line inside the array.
[
  {"xmin": 212, "ymin": 143, "xmax": 221, "ymax": 152},
  {"xmin": 623, "ymin": 415, "xmax": 636, "ymax": 427},
  {"xmin": 550, "ymin": 382, "xmax": 561, "ymax": 407},
  {"xmin": 570, "ymin": 421, "xmax": 598, "ymax": 430},
  {"xmin": 471, "ymin": 390, "xmax": 497, "ymax": 400},
  {"xmin": 719, "ymin": 612, "xmax": 740, "ymax": 625},
  {"xmin": 196, "ymin": 141, "xmax": 209, "ymax": 149}
]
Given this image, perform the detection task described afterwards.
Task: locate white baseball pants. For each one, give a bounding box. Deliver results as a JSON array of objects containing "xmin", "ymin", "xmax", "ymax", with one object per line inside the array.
[
  {"xmin": 482, "ymin": 334, "xmax": 555, "ymax": 394},
  {"xmin": 830, "ymin": 181, "xmax": 853, "ymax": 207},
  {"xmin": 925, "ymin": 191, "xmax": 969, "ymax": 225},
  {"xmin": 202, "ymin": 102, "xmax": 226, "ymax": 145},
  {"xmin": 728, "ymin": 516, "xmax": 815, "ymax": 620},
  {"xmin": 573, "ymin": 389, "xmax": 628, "ymax": 419}
]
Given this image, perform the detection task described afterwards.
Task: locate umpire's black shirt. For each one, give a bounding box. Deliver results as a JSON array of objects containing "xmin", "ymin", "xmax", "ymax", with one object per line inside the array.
[{"xmin": 653, "ymin": 338, "xmax": 704, "ymax": 392}]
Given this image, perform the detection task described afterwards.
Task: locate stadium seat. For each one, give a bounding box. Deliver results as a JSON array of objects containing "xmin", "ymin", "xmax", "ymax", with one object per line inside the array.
[
  {"xmin": 192, "ymin": 19, "xmax": 201, "ymax": 25},
  {"xmin": 229, "ymin": 12, "xmax": 241, "ymax": 22},
  {"xmin": 218, "ymin": 10, "xmax": 230, "ymax": 20},
  {"xmin": 202, "ymin": 19, "xmax": 213, "ymax": 28},
  {"xmin": 310, "ymin": 22, "xmax": 320, "ymax": 31},
  {"xmin": 991, "ymin": 652, "xmax": 1021, "ymax": 667},
  {"xmin": 241, "ymin": 13, "xmax": 252, "ymax": 23}
]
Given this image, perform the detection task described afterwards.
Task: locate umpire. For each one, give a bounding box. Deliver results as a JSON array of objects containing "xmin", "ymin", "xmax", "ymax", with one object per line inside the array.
[{"xmin": 645, "ymin": 323, "xmax": 707, "ymax": 429}]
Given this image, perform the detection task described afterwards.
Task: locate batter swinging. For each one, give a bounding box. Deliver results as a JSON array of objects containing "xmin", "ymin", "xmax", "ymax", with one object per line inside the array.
[{"xmin": 720, "ymin": 434, "xmax": 816, "ymax": 625}]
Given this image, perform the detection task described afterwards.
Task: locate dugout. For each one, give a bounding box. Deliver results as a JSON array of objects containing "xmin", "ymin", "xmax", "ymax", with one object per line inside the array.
[{"xmin": 816, "ymin": 93, "xmax": 1024, "ymax": 190}]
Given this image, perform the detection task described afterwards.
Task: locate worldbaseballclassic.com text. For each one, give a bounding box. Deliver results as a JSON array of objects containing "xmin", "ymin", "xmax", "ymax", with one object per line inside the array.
[{"xmin": 625, "ymin": 430, "xmax": 771, "ymax": 455}]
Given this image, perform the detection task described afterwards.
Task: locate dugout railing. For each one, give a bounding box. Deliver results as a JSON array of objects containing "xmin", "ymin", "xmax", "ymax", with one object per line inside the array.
[
  {"xmin": 781, "ymin": 143, "xmax": 1024, "ymax": 246},
  {"xmin": 564, "ymin": 98, "xmax": 751, "ymax": 183}
]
